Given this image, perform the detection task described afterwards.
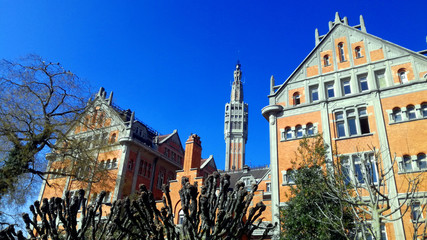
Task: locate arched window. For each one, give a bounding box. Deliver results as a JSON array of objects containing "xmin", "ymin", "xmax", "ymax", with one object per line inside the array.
[
  {"xmin": 403, "ymin": 155, "xmax": 412, "ymax": 172},
  {"xmin": 286, "ymin": 169, "xmax": 295, "ymax": 184},
  {"xmin": 417, "ymin": 153, "xmax": 427, "ymax": 170},
  {"xmin": 323, "ymin": 55, "xmax": 330, "ymax": 66},
  {"xmin": 112, "ymin": 158, "xmax": 117, "ymax": 169},
  {"xmin": 285, "ymin": 127, "xmax": 293, "ymax": 140},
  {"xmin": 407, "ymin": 105, "xmax": 416, "ymax": 120},
  {"xmin": 398, "ymin": 69, "xmax": 408, "ymax": 83},
  {"xmin": 338, "ymin": 42, "xmax": 345, "ymax": 62},
  {"xmin": 296, "ymin": 125, "xmax": 303, "ymax": 138},
  {"xmin": 306, "ymin": 123, "xmax": 314, "ymax": 136},
  {"xmin": 110, "ymin": 133, "xmax": 117, "ymax": 143},
  {"xmin": 178, "ymin": 210, "xmax": 185, "ymax": 225},
  {"xmin": 106, "ymin": 159, "xmax": 111, "ymax": 169},
  {"xmin": 293, "ymin": 92, "xmax": 301, "ymax": 106},
  {"xmin": 421, "ymin": 103, "xmax": 427, "ymax": 117},
  {"xmin": 355, "ymin": 46, "xmax": 362, "ymax": 58},
  {"xmin": 99, "ymin": 160, "xmax": 105, "ymax": 169},
  {"xmin": 393, "ymin": 107, "xmax": 402, "ymax": 122}
]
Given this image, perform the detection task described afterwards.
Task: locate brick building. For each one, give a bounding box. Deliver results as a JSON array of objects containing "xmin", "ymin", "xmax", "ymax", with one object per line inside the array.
[
  {"xmin": 38, "ymin": 87, "xmax": 185, "ymax": 208},
  {"xmin": 262, "ymin": 13, "xmax": 427, "ymax": 239}
]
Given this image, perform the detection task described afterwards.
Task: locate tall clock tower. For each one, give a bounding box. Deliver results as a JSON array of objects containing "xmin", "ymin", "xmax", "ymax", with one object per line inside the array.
[{"xmin": 224, "ymin": 62, "xmax": 248, "ymax": 171}]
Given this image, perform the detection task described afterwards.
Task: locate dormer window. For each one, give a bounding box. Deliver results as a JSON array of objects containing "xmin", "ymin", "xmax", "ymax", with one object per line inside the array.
[
  {"xmin": 323, "ymin": 55, "xmax": 331, "ymax": 66},
  {"xmin": 355, "ymin": 46, "xmax": 362, "ymax": 58},
  {"xmin": 338, "ymin": 42, "xmax": 346, "ymax": 62},
  {"xmin": 293, "ymin": 92, "xmax": 301, "ymax": 106},
  {"xmin": 398, "ymin": 69, "xmax": 408, "ymax": 83}
]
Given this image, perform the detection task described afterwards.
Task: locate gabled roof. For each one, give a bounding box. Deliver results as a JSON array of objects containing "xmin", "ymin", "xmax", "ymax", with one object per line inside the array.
[
  {"xmin": 273, "ymin": 20, "xmax": 427, "ymax": 97},
  {"xmin": 200, "ymin": 155, "xmax": 217, "ymax": 170},
  {"xmin": 157, "ymin": 129, "xmax": 184, "ymax": 153},
  {"xmin": 222, "ymin": 166, "xmax": 270, "ymax": 189}
]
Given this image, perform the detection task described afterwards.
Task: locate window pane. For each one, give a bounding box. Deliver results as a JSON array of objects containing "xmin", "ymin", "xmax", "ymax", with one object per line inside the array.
[
  {"xmin": 393, "ymin": 109, "xmax": 402, "ymax": 122},
  {"xmin": 359, "ymin": 108, "xmax": 367, "ymax": 116},
  {"xmin": 307, "ymin": 124, "xmax": 314, "ymax": 135},
  {"xmin": 375, "ymin": 70, "xmax": 387, "ymax": 88},
  {"xmin": 343, "ymin": 80, "xmax": 351, "ymax": 95},
  {"xmin": 337, "ymin": 122, "xmax": 346, "ymax": 137},
  {"xmin": 407, "ymin": 106, "xmax": 416, "ymax": 120},
  {"xmin": 335, "ymin": 112, "xmax": 344, "ymax": 120},
  {"xmin": 354, "ymin": 161, "xmax": 364, "ymax": 184},
  {"xmin": 422, "ymin": 105, "xmax": 427, "ymax": 117},
  {"xmin": 418, "ymin": 154, "xmax": 427, "ymax": 169},
  {"xmin": 296, "ymin": 126, "xmax": 303, "ymax": 138},
  {"xmin": 360, "ymin": 118, "xmax": 370, "ymax": 134},
  {"xmin": 341, "ymin": 158, "xmax": 351, "ymax": 185},
  {"xmin": 286, "ymin": 129, "xmax": 292, "ymax": 139},
  {"xmin": 359, "ymin": 76, "xmax": 368, "ymax": 91},
  {"xmin": 348, "ymin": 118, "xmax": 357, "ymax": 136},
  {"xmin": 404, "ymin": 156, "xmax": 412, "ymax": 171},
  {"xmin": 327, "ymin": 84, "xmax": 335, "ymax": 98},
  {"xmin": 311, "ymin": 87, "xmax": 319, "ymax": 101}
]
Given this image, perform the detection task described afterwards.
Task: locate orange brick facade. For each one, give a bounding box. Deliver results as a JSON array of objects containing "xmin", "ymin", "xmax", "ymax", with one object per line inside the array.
[
  {"xmin": 39, "ymin": 88, "xmax": 185, "ymax": 218},
  {"xmin": 263, "ymin": 14, "xmax": 427, "ymax": 239}
]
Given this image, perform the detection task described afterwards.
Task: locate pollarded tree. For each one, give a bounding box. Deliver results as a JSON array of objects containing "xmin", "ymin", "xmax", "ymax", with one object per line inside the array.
[{"xmin": 0, "ymin": 172, "xmax": 275, "ymax": 240}]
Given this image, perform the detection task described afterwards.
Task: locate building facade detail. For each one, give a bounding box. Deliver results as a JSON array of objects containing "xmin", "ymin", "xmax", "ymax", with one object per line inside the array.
[
  {"xmin": 224, "ymin": 62, "xmax": 249, "ymax": 171},
  {"xmin": 263, "ymin": 13, "xmax": 427, "ymax": 239}
]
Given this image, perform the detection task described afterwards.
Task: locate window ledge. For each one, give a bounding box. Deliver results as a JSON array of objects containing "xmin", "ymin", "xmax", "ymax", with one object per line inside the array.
[
  {"xmin": 398, "ymin": 169, "xmax": 427, "ymax": 175},
  {"xmin": 281, "ymin": 135, "xmax": 316, "ymax": 142},
  {"xmin": 355, "ymin": 56, "xmax": 364, "ymax": 59},
  {"xmin": 389, "ymin": 117, "xmax": 427, "ymax": 125},
  {"xmin": 282, "ymin": 182, "xmax": 295, "ymax": 186},
  {"xmin": 334, "ymin": 133, "xmax": 374, "ymax": 141}
]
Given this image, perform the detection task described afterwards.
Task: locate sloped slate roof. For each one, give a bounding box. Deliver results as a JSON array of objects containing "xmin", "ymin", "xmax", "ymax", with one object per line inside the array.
[{"xmin": 221, "ymin": 166, "xmax": 270, "ymax": 189}]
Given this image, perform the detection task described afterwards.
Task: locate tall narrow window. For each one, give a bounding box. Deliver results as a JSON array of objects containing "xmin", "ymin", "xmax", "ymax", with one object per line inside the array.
[
  {"xmin": 359, "ymin": 108, "xmax": 370, "ymax": 134},
  {"xmin": 310, "ymin": 86, "xmax": 319, "ymax": 102},
  {"xmin": 355, "ymin": 46, "xmax": 362, "ymax": 58},
  {"xmin": 375, "ymin": 70, "xmax": 387, "ymax": 88},
  {"xmin": 323, "ymin": 55, "xmax": 330, "ymax": 66},
  {"xmin": 296, "ymin": 125, "xmax": 303, "ymax": 138},
  {"xmin": 326, "ymin": 83, "xmax": 335, "ymax": 98},
  {"xmin": 422, "ymin": 103, "xmax": 427, "ymax": 117},
  {"xmin": 358, "ymin": 75, "xmax": 369, "ymax": 92},
  {"xmin": 418, "ymin": 153, "xmax": 427, "ymax": 170},
  {"xmin": 342, "ymin": 79, "xmax": 351, "ymax": 95},
  {"xmin": 286, "ymin": 169, "xmax": 295, "ymax": 184},
  {"xmin": 347, "ymin": 110, "xmax": 357, "ymax": 136},
  {"xmin": 110, "ymin": 133, "xmax": 117, "ymax": 143},
  {"xmin": 111, "ymin": 158, "xmax": 117, "ymax": 169},
  {"xmin": 398, "ymin": 69, "xmax": 408, "ymax": 83},
  {"xmin": 411, "ymin": 201, "xmax": 422, "ymax": 221},
  {"xmin": 393, "ymin": 107, "xmax": 402, "ymax": 122},
  {"xmin": 335, "ymin": 112, "xmax": 346, "ymax": 137},
  {"xmin": 285, "ymin": 127, "xmax": 293, "ymax": 140},
  {"xmin": 293, "ymin": 92, "xmax": 301, "ymax": 106},
  {"xmin": 353, "ymin": 156, "xmax": 364, "ymax": 184},
  {"xmin": 306, "ymin": 123, "xmax": 314, "ymax": 136},
  {"xmin": 106, "ymin": 159, "xmax": 111, "ymax": 169},
  {"xmin": 403, "ymin": 155, "xmax": 412, "ymax": 172},
  {"xmin": 338, "ymin": 42, "xmax": 346, "ymax": 62},
  {"xmin": 407, "ymin": 105, "xmax": 416, "ymax": 120},
  {"xmin": 341, "ymin": 157, "xmax": 351, "ymax": 185}
]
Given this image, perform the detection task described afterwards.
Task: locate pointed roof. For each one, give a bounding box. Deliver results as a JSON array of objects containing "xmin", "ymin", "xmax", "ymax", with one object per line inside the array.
[{"xmin": 272, "ymin": 14, "xmax": 427, "ymax": 97}]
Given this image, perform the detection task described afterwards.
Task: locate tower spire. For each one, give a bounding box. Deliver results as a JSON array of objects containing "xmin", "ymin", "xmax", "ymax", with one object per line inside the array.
[{"xmin": 224, "ymin": 62, "xmax": 248, "ymax": 171}]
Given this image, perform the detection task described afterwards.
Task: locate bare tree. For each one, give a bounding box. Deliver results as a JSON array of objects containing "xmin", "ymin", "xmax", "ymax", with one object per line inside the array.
[
  {"xmin": 0, "ymin": 172, "xmax": 275, "ymax": 240},
  {"xmin": 0, "ymin": 55, "xmax": 90, "ymax": 199},
  {"xmin": 327, "ymin": 148, "xmax": 421, "ymax": 240}
]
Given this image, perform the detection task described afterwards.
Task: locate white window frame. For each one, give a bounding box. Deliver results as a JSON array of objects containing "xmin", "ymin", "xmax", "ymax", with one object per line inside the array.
[
  {"xmin": 326, "ymin": 82, "xmax": 335, "ymax": 98},
  {"xmin": 334, "ymin": 107, "xmax": 370, "ymax": 138},
  {"xmin": 341, "ymin": 153, "xmax": 378, "ymax": 185},
  {"xmin": 358, "ymin": 75, "xmax": 369, "ymax": 92},
  {"xmin": 342, "ymin": 78, "xmax": 351, "ymax": 96}
]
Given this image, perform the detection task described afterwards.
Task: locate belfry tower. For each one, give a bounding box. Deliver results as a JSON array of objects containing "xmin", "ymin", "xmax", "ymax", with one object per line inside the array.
[{"xmin": 224, "ymin": 62, "xmax": 248, "ymax": 171}]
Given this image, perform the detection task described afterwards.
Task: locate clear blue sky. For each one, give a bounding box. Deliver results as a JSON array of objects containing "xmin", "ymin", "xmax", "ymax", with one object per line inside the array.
[{"xmin": 1, "ymin": 0, "xmax": 426, "ymax": 172}]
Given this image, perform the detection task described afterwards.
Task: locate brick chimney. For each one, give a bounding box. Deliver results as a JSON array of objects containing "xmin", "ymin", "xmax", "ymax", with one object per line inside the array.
[{"xmin": 183, "ymin": 134, "xmax": 202, "ymax": 172}]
